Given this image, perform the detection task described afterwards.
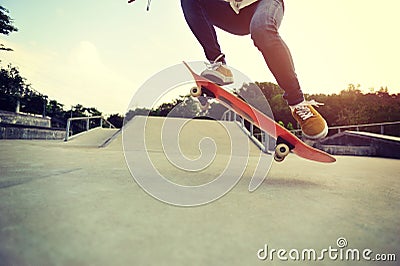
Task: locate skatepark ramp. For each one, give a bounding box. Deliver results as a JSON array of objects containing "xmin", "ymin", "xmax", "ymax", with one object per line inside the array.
[
  {"xmin": 62, "ymin": 115, "xmax": 263, "ymax": 152},
  {"xmin": 65, "ymin": 115, "xmax": 116, "ymax": 141},
  {"xmin": 64, "ymin": 127, "xmax": 120, "ymax": 147},
  {"xmin": 63, "ymin": 115, "xmax": 120, "ymax": 147},
  {"xmin": 122, "ymin": 115, "xmax": 263, "ymax": 156},
  {"xmin": 121, "ymin": 115, "xmax": 271, "ymax": 194}
]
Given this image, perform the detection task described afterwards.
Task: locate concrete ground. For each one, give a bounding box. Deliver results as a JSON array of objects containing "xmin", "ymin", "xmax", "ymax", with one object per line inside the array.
[{"xmin": 0, "ymin": 117, "xmax": 399, "ymax": 266}]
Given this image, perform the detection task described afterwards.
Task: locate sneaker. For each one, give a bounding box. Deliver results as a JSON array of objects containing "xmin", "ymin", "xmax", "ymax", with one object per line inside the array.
[
  {"xmin": 290, "ymin": 100, "xmax": 328, "ymax": 139},
  {"xmin": 201, "ymin": 55, "xmax": 234, "ymax": 85}
]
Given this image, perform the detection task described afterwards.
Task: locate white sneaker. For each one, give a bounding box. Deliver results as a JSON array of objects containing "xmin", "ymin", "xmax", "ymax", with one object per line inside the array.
[{"xmin": 201, "ymin": 54, "xmax": 234, "ymax": 85}]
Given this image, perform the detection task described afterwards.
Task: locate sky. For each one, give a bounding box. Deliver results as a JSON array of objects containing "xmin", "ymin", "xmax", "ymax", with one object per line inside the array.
[{"xmin": 1, "ymin": 0, "xmax": 400, "ymax": 114}]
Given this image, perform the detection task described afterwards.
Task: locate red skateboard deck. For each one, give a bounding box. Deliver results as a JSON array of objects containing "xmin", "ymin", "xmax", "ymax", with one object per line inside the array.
[{"xmin": 183, "ymin": 61, "xmax": 336, "ymax": 163}]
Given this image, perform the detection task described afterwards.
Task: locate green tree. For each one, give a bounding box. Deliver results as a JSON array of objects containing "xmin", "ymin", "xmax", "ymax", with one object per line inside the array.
[
  {"xmin": 107, "ymin": 114, "xmax": 124, "ymax": 128},
  {"xmin": 46, "ymin": 100, "xmax": 66, "ymax": 128},
  {"xmin": 0, "ymin": 64, "xmax": 26, "ymax": 111},
  {"xmin": 308, "ymin": 84, "xmax": 400, "ymax": 136},
  {"xmin": 20, "ymin": 90, "xmax": 45, "ymax": 115},
  {"xmin": 253, "ymin": 82, "xmax": 297, "ymax": 129},
  {"xmin": 85, "ymin": 107, "xmax": 102, "ymax": 116},
  {"xmin": 125, "ymin": 107, "xmax": 152, "ymax": 123},
  {"xmin": 151, "ymin": 96, "xmax": 200, "ymax": 118},
  {"xmin": 47, "ymin": 100, "xmax": 65, "ymax": 118},
  {"xmin": 0, "ymin": 6, "xmax": 18, "ymax": 51}
]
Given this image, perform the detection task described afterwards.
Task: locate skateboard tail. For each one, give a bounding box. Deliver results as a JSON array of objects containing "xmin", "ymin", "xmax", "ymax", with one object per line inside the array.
[
  {"xmin": 183, "ymin": 61, "xmax": 214, "ymax": 87},
  {"xmin": 292, "ymin": 145, "xmax": 336, "ymax": 163}
]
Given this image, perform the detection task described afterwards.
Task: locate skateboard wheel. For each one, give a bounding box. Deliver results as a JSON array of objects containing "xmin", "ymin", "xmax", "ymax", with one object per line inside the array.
[
  {"xmin": 275, "ymin": 143, "xmax": 290, "ymax": 159},
  {"xmin": 190, "ymin": 86, "xmax": 202, "ymax": 97},
  {"xmin": 274, "ymin": 153, "xmax": 285, "ymax": 162}
]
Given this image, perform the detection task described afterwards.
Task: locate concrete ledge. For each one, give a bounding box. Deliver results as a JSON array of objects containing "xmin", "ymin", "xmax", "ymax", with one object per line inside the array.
[
  {"xmin": 0, "ymin": 125, "xmax": 65, "ymax": 140},
  {"xmin": 320, "ymin": 145, "xmax": 376, "ymax": 156},
  {"xmin": 0, "ymin": 110, "xmax": 51, "ymax": 128}
]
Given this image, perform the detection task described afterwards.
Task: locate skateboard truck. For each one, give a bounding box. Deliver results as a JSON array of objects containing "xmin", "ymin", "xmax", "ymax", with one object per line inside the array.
[
  {"xmin": 191, "ymin": 86, "xmax": 215, "ymax": 111},
  {"xmin": 274, "ymin": 136, "xmax": 295, "ymax": 162},
  {"xmin": 198, "ymin": 95, "xmax": 210, "ymax": 111}
]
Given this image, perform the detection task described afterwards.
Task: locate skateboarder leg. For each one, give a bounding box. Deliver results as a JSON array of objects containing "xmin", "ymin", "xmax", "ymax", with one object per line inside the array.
[{"xmin": 180, "ymin": 0, "xmax": 328, "ymax": 139}]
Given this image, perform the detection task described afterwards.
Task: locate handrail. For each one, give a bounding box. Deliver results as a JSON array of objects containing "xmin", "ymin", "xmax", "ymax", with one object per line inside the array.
[
  {"xmin": 222, "ymin": 109, "xmax": 400, "ymax": 152},
  {"xmin": 65, "ymin": 116, "xmax": 116, "ymax": 141},
  {"xmin": 291, "ymin": 121, "xmax": 400, "ymax": 135},
  {"xmin": 222, "ymin": 110, "xmax": 272, "ymax": 153}
]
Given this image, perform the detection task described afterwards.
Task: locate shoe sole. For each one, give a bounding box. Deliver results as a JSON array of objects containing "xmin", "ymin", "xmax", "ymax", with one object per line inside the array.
[
  {"xmin": 201, "ymin": 73, "xmax": 234, "ymax": 86},
  {"xmin": 302, "ymin": 121, "xmax": 329, "ymax": 140}
]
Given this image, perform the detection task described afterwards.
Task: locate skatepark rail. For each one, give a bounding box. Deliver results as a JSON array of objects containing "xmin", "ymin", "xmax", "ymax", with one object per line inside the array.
[
  {"xmin": 65, "ymin": 116, "xmax": 116, "ymax": 141},
  {"xmin": 292, "ymin": 120, "xmax": 400, "ymax": 136},
  {"xmin": 222, "ymin": 109, "xmax": 273, "ymax": 153}
]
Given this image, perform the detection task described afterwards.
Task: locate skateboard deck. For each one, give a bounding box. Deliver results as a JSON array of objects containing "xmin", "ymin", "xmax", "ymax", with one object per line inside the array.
[{"xmin": 183, "ymin": 61, "xmax": 336, "ymax": 163}]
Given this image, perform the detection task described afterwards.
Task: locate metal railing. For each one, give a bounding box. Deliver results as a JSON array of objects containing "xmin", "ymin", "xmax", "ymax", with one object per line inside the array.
[
  {"xmin": 291, "ymin": 121, "xmax": 400, "ymax": 136},
  {"xmin": 64, "ymin": 116, "xmax": 116, "ymax": 141},
  {"xmin": 222, "ymin": 110, "xmax": 273, "ymax": 153},
  {"xmin": 223, "ymin": 109, "xmax": 400, "ymax": 152}
]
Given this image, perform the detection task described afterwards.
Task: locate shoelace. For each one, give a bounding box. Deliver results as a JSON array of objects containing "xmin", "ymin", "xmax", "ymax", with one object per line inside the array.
[
  {"xmin": 204, "ymin": 54, "xmax": 225, "ymax": 70},
  {"xmin": 232, "ymin": 0, "xmax": 241, "ymax": 9},
  {"xmin": 224, "ymin": 0, "xmax": 243, "ymax": 8},
  {"xmin": 293, "ymin": 100, "xmax": 324, "ymax": 121}
]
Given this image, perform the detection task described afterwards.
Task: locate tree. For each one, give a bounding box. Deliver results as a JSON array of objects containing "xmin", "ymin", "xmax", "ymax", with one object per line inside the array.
[
  {"xmin": 150, "ymin": 96, "xmax": 200, "ymax": 118},
  {"xmin": 0, "ymin": 6, "xmax": 18, "ymax": 51},
  {"xmin": 46, "ymin": 100, "xmax": 66, "ymax": 128},
  {"xmin": 107, "ymin": 114, "xmax": 124, "ymax": 128},
  {"xmin": 252, "ymin": 82, "xmax": 296, "ymax": 129},
  {"xmin": 1, "ymin": 63, "xmax": 49, "ymax": 116},
  {"xmin": 0, "ymin": 64, "xmax": 26, "ymax": 111},
  {"xmin": 125, "ymin": 107, "xmax": 152, "ymax": 123}
]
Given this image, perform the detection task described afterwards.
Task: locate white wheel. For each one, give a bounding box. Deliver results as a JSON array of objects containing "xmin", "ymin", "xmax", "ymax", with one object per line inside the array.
[
  {"xmin": 274, "ymin": 153, "xmax": 285, "ymax": 162},
  {"xmin": 275, "ymin": 143, "xmax": 290, "ymax": 159},
  {"xmin": 190, "ymin": 86, "xmax": 202, "ymax": 97}
]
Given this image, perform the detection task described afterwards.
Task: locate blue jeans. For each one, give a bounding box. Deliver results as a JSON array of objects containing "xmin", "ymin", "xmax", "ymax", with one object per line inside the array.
[{"xmin": 180, "ymin": 0, "xmax": 304, "ymax": 105}]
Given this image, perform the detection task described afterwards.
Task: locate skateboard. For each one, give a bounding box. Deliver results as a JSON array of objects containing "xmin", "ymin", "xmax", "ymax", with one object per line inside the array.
[{"xmin": 183, "ymin": 61, "xmax": 336, "ymax": 163}]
